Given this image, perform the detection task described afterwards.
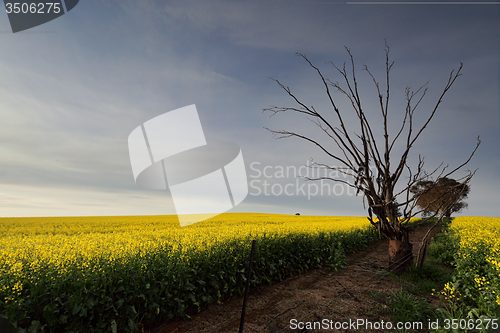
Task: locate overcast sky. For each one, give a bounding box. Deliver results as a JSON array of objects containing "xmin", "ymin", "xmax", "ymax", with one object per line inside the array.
[{"xmin": 0, "ymin": 0, "xmax": 498, "ymax": 218}]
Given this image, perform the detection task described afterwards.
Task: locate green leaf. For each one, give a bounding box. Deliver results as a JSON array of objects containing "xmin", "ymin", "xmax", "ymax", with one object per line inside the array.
[
  {"xmin": 127, "ymin": 318, "xmax": 138, "ymax": 332},
  {"xmin": 115, "ymin": 298, "xmax": 124, "ymax": 309},
  {"xmin": 86, "ymin": 298, "xmax": 95, "ymax": 309},
  {"xmin": 126, "ymin": 305, "xmax": 137, "ymax": 317},
  {"xmin": 58, "ymin": 315, "xmax": 68, "ymax": 324},
  {"xmin": 28, "ymin": 320, "xmax": 41, "ymax": 333},
  {"xmin": 72, "ymin": 304, "xmax": 82, "ymax": 316}
]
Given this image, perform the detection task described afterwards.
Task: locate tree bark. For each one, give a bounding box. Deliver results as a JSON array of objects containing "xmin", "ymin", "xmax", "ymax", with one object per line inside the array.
[{"xmin": 388, "ymin": 239, "xmax": 413, "ymax": 274}]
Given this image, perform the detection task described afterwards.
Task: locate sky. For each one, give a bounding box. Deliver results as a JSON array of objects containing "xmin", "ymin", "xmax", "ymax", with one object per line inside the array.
[{"xmin": 0, "ymin": 0, "xmax": 499, "ymax": 218}]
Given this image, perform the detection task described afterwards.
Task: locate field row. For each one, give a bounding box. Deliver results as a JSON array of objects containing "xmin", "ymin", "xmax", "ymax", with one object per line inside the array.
[
  {"xmin": 0, "ymin": 214, "xmax": 379, "ymax": 332},
  {"xmin": 438, "ymin": 216, "xmax": 500, "ymax": 323}
]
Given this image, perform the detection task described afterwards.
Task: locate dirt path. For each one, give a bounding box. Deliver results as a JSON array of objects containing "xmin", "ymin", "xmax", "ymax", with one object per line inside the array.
[{"xmin": 146, "ymin": 224, "xmax": 442, "ymax": 333}]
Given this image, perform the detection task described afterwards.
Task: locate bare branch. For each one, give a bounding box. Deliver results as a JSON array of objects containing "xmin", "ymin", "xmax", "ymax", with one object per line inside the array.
[
  {"xmin": 264, "ymin": 127, "xmax": 353, "ymax": 168},
  {"xmin": 442, "ymin": 136, "xmax": 481, "ymax": 178}
]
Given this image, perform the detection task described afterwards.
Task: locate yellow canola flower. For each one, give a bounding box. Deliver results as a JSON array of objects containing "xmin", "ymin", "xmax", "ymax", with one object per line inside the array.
[
  {"xmin": 0, "ymin": 213, "xmax": 374, "ymax": 298},
  {"xmin": 448, "ymin": 216, "xmax": 500, "ymax": 311}
]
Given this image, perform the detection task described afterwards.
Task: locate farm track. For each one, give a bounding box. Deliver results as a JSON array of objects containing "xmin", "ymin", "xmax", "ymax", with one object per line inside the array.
[{"xmin": 147, "ymin": 224, "xmax": 442, "ymax": 333}]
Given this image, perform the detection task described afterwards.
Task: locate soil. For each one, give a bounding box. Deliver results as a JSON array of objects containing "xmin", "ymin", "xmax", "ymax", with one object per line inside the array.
[{"xmin": 145, "ymin": 224, "xmax": 443, "ymax": 333}]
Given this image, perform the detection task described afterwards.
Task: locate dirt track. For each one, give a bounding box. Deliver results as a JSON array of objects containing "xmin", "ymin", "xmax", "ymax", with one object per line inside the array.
[{"xmin": 147, "ymin": 224, "xmax": 441, "ymax": 333}]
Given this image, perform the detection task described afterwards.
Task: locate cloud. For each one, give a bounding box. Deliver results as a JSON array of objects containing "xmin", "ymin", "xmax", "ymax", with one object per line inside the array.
[{"xmin": 0, "ymin": 0, "xmax": 497, "ymax": 217}]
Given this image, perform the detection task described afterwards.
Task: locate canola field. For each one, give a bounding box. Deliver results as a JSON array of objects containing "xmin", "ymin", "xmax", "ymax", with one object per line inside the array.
[
  {"xmin": 0, "ymin": 213, "xmax": 378, "ymax": 332},
  {"xmin": 444, "ymin": 216, "xmax": 500, "ymax": 318}
]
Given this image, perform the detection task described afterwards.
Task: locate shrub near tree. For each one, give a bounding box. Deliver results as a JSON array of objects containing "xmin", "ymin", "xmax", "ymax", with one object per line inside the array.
[{"xmin": 410, "ymin": 177, "xmax": 470, "ymax": 218}]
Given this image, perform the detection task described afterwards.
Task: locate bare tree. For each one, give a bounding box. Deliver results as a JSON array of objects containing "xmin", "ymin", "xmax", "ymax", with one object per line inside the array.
[{"xmin": 264, "ymin": 42, "xmax": 480, "ymax": 273}]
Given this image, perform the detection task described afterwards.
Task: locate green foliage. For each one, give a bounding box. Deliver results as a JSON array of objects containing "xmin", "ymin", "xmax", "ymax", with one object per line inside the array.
[
  {"xmin": 402, "ymin": 264, "xmax": 453, "ymax": 295},
  {"xmin": 388, "ymin": 288, "xmax": 437, "ymax": 324},
  {"xmin": 451, "ymin": 244, "xmax": 500, "ymax": 319},
  {"xmin": 428, "ymin": 221, "xmax": 459, "ymax": 267}
]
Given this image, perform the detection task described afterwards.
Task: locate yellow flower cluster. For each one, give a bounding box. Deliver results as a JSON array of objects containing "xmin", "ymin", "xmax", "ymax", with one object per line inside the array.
[
  {"xmin": 0, "ymin": 213, "xmax": 372, "ymax": 304},
  {"xmin": 452, "ymin": 216, "xmax": 500, "ymax": 254},
  {"xmin": 440, "ymin": 282, "xmax": 460, "ymax": 301},
  {"xmin": 450, "ymin": 216, "xmax": 500, "ymax": 307}
]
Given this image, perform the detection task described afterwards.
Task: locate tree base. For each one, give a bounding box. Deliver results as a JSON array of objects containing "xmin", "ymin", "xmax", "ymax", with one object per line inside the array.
[{"xmin": 388, "ymin": 240, "xmax": 413, "ymax": 275}]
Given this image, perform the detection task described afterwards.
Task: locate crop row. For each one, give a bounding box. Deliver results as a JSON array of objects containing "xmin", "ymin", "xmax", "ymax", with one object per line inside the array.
[
  {"xmin": 0, "ymin": 213, "xmax": 379, "ymax": 332},
  {"xmin": 437, "ymin": 216, "xmax": 500, "ymax": 323}
]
